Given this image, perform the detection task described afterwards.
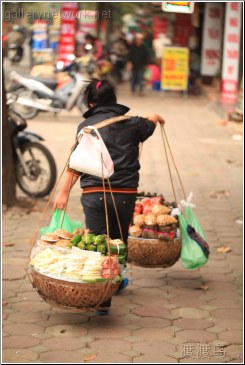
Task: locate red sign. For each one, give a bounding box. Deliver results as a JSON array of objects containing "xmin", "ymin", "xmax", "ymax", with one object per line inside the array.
[
  {"xmin": 58, "ymin": 2, "xmax": 78, "ymax": 64},
  {"xmin": 221, "ymin": 2, "xmax": 242, "ymax": 102},
  {"xmin": 153, "ymin": 17, "xmax": 168, "ymax": 39},
  {"xmin": 173, "ymin": 13, "xmax": 192, "ymax": 47}
]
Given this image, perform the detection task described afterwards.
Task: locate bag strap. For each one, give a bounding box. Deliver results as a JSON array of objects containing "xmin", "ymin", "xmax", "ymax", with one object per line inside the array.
[{"xmin": 83, "ymin": 115, "xmax": 131, "ymax": 134}]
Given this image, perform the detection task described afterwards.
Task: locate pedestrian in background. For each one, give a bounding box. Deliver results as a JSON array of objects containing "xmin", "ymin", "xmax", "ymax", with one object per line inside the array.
[
  {"xmin": 111, "ymin": 35, "xmax": 129, "ymax": 83},
  {"xmin": 84, "ymin": 33, "xmax": 103, "ymax": 61},
  {"xmin": 143, "ymin": 30, "xmax": 155, "ymax": 63},
  {"xmin": 6, "ymin": 25, "xmax": 25, "ymax": 60},
  {"xmin": 127, "ymin": 33, "xmax": 149, "ymax": 96}
]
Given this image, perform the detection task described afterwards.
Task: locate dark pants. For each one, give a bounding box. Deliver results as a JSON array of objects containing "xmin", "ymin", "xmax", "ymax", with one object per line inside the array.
[
  {"xmin": 81, "ymin": 193, "xmax": 137, "ymax": 245},
  {"xmin": 131, "ymin": 67, "xmax": 144, "ymax": 92},
  {"xmin": 81, "ymin": 192, "xmax": 136, "ymax": 309},
  {"xmin": 114, "ymin": 60, "xmax": 125, "ymax": 83}
]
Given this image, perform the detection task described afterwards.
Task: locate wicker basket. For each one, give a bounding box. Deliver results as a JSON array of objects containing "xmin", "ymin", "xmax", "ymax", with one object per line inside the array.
[
  {"xmin": 28, "ymin": 268, "xmax": 120, "ymax": 312},
  {"xmin": 127, "ymin": 236, "xmax": 181, "ymax": 268}
]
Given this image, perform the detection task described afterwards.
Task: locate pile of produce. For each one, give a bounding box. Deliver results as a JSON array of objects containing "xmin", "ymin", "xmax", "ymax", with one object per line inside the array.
[
  {"xmin": 30, "ymin": 246, "xmax": 122, "ymax": 283},
  {"xmin": 73, "ymin": 234, "xmax": 127, "ymax": 265},
  {"xmin": 129, "ymin": 195, "xmax": 180, "ymax": 241},
  {"xmin": 39, "ymin": 229, "xmax": 126, "ymax": 265},
  {"xmin": 137, "ymin": 191, "xmax": 164, "ymax": 199},
  {"xmin": 30, "ymin": 228, "xmax": 127, "ymax": 282}
]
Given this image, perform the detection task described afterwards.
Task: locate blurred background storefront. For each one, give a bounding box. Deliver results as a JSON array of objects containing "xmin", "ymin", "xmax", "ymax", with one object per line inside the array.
[{"xmin": 2, "ymin": 1, "xmax": 243, "ymax": 111}]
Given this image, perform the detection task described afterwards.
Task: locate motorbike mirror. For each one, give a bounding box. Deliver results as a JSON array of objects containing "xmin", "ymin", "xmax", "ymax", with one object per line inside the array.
[
  {"xmin": 67, "ymin": 54, "xmax": 76, "ymax": 61},
  {"xmin": 9, "ymin": 70, "xmax": 18, "ymax": 80},
  {"xmin": 56, "ymin": 61, "xmax": 64, "ymax": 70},
  {"xmin": 85, "ymin": 44, "xmax": 93, "ymax": 51}
]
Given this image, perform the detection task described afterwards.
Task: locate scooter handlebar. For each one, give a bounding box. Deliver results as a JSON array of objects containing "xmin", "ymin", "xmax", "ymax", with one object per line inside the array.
[{"xmin": 54, "ymin": 62, "xmax": 80, "ymax": 74}]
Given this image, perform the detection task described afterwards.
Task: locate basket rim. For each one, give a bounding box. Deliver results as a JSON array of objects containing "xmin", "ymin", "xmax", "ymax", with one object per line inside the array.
[{"xmin": 128, "ymin": 235, "xmax": 181, "ymax": 244}]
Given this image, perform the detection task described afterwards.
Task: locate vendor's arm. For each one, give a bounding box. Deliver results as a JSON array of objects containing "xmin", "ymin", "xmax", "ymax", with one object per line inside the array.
[{"xmin": 53, "ymin": 169, "xmax": 80, "ymax": 210}]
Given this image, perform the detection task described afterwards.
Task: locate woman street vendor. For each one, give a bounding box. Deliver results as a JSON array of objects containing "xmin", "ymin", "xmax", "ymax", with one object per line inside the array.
[{"xmin": 53, "ymin": 79, "xmax": 165, "ymax": 313}]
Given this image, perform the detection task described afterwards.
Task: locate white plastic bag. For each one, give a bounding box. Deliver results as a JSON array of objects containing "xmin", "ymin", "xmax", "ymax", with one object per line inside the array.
[
  {"xmin": 69, "ymin": 126, "xmax": 114, "ymax": 178},
  {"xmin": 180, "ymin": 192, "xmax": 196, "ymax": 209}
]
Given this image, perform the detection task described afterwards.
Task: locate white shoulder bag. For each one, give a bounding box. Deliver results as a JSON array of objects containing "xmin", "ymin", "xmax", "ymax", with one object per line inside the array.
[{"xmin": 69, "ymin": 115, "xmax": 129, "ymax": 179}]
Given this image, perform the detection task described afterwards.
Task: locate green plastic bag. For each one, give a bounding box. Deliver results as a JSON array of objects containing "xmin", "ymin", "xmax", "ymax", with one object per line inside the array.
[
  {"xmin": 179, "ymin": 214, "xmax": 208, "ymax": 270},
  {"xmin": 185, "ymin": 206, "xmax": 207, "ymax": 241},
  {"xmin": 40, "ymin": 209, "xmax": 82, "ymax": 235}
]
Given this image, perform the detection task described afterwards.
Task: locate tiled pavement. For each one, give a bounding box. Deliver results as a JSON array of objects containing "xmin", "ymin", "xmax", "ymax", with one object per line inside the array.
[{"xmin": 2, "ymin": 86, "xmax": 243, "ymax": 363}]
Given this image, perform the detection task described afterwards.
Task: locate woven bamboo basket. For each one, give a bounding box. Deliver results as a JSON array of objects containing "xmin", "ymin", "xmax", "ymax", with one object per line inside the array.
[
  {"xmin": 28, "ymin": 268, "xmax": 120, "ymax": 312},
  {"xmin": 127, "ymin": 236, "xmax": 181, "ymax": 268}
]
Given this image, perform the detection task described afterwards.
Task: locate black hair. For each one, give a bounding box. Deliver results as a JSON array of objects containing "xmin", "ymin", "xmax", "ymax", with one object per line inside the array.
[
  {"xmin": 83, "ymin": 79, "xmax": 117, "ymax": 108},
  {"xmin": 85, "ymin": 33, "xmax": 96, "ymax": 42}
]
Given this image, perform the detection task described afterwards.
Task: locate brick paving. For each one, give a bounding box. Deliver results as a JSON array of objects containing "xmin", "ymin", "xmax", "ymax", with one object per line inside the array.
[{"xmin": 2, "ymin": 84, "xmax": 243, "ymax": 363}]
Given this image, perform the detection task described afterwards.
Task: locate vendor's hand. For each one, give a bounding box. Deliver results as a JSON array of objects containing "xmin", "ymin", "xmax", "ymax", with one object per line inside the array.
[
  {"xmin": 157, "ymin": 115, "xmax": 165, "ymax": 125},
  {"xmin": 53, "ymin": 191, "xmax": 68, "ymax": 211},
  {"xmin": 146, "ymin": 114, "xmax": 165, "ymax": 125}
]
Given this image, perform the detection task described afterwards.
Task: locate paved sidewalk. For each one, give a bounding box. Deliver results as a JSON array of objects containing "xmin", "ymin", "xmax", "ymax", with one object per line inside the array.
[{"xmin": 2, "ymin": 87, "xmax": 243, "ymax": 363}]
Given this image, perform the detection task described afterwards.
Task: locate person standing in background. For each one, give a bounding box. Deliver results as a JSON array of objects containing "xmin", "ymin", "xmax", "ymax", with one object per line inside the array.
[
  {"xmin": 142, "ymin": 30, "xmax": 154, "ymax": 64},
  {"xmin": 7, "ymin": 25, "xmax": 25, "ymax": 60},
  {"xmin": 128, "ymin": 33, "xmax": 149, "ymax": 96},
  {"xmin": 111, "ymin": 35, "xmax": 129, "ymax": 83},
  {"xmin": 84, "ymin": 33, "xmax": 103, "ymax": 60}
]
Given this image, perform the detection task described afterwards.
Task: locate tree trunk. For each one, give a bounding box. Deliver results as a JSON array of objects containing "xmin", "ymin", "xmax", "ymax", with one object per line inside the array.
[
  {"xmin": 105, "ymin": 3, "xmax": 113, "ymax": 43},
  {"xmin": 2, "ymin": 66, "xmax": 16, "ymax": 206},
  {"xmin": 96, "ymin": 3, "xmax": 104, "ymax": 38}
]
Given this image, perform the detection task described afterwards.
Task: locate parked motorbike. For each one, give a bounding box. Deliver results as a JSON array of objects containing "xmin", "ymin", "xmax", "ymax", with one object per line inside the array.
[
  {"xmin": 77, "ymin": 53, "xmax": 113, "ymax": 80},
  {"xmin": 7, "ymin": 57, "xmax": 89, "ymax": 120},
  {"xmin": 7, "ymin": 43, "xmax": 24, "ymax": 63},
  {"xmin": 76, "ymin": 43, "xmax": 113, "ymax": 80},
  {"xmin": 8, "ymin": 104, "xmax": 57, "ymax": 198}
]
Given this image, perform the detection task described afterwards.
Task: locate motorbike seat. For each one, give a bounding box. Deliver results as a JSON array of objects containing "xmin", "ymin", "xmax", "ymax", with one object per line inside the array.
[
  {"xmin": 34, "ymin": 77, "xmax": 58, "ymax": 90},
  {"xmin": 20, "ymin": 74, "xmax": 58, "ymax": 90}
]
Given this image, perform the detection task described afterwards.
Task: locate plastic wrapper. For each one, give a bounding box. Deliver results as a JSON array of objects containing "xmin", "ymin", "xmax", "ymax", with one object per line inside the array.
[
  {"xmin": 185, "ymin": 206, "xmax": 207, "ymax": 241},
  {"xmin": 40, "ymin": 209, "xmax": 82, "ymax": 236},
  {"xmin": 109, "ymin": 240, "xmax": 127, "ymax": 255},
  {"xmin": 158, "ymin": 226, "xmax": 177, "ymax": 241},
  {"xmin": 142, "ymin": 225, "xmax": 158, "ymax": 239},
  {"xmin": 176, "ymin": 211, "xmax": 208, "ymax": 270}
]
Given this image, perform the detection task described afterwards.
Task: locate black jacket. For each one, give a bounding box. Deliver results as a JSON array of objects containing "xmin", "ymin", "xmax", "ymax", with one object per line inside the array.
[
  {"xmin": 74, "ymin": 103, "xmax": 155, "ymax": 189},
  {"xmin": 128, "ymin": 43, "xmax": 149, "ymax": 68}
]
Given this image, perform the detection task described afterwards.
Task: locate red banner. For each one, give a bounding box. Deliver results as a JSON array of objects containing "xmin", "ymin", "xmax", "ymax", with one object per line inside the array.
[
  {"xmin": 173, "ymin": 13, "xmax": 192, "ymax": 47},
  {"xmin": 153, "ymin": 17, "xmax": 168, "ymax": 39},
  {"xmin": 221, "ymin": 2, "xmax": 242, "ymax": 102},
  {"xmin": 58, "ymin": 2, "xmax": 78, "ymax": 63}
]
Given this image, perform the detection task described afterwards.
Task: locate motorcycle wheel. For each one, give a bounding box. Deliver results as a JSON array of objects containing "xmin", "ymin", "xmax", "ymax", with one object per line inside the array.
[
  {"xmin": 16, "ymin": 142, "xmax": 57, "ymax": 198},
  {"xmin": 12, "ymin": 89, "xmax": 39, "ymax": 120}
]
